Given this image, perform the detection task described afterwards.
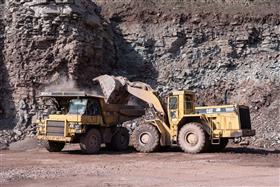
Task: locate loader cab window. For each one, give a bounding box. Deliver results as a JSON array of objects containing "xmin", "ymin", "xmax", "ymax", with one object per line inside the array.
[
  {"xmin": 169, "ymin": 96, "xmax": 179, "ymax": 119},
  {"xmin": 68, "ymin": 99, "xmax": 87, "ymax": 115},
  {"xmin": 169, "ymin": 96, "xmax": 178, "ymax": 109},
  {"xmin": 185, "ymin": 95, "xmax": 193, "ymax": 109},
  {"xmin": 184, "ymin": 94, "xmax": 194, "ymax": 114}
]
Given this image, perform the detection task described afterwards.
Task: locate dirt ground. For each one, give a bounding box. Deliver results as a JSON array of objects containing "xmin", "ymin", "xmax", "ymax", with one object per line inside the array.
[{"xmin": 0, "ymin": 145, "xmax": 279, "ymax": 187}]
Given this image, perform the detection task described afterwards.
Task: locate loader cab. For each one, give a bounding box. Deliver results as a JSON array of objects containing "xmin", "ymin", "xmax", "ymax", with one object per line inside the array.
[{"xmin": 167, "ymin": 91, "xmax": 195, "ymax": 125}]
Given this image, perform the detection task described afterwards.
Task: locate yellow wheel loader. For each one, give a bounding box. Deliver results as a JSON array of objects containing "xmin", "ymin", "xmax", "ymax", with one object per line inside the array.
[
  {"xmin": 128, "ymin": 90, "xmax": 255, "ymax": 153},
  {"xmin": 93, "ymin": 75, "xmax": 255, "ymax": 153}
]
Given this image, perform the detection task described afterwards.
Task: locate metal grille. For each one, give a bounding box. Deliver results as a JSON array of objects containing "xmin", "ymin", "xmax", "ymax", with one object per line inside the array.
[
  {"xmin": 239, "ymin": 107, "xmax": 251, "ymax": 129},
  {"xmin": 47, "ymin": 121, "xmax": 65, "ymax": 136}
]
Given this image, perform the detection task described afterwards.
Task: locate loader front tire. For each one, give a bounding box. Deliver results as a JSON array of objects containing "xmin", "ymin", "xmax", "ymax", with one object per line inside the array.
[
  {"xmin": 80, "ymin": 128, "xmax": 101, "ymax": 154},
  {"xmin": 45, "ymin": 141, "xmax": 65, "ymax": 152},
  {"xmin": 111, "ymin": 127, "xmax": 130, "ymax": 151},
  {"xmin": 132, "ymin": 124, "xmax": 160, "ymax": 153},
  {"xmin": 178, "ymin": 123, "xmax": 209, "ymax": 154}
]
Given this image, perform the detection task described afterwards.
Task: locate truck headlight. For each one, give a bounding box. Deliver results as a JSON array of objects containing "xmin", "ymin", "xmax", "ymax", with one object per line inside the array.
[
  {"xmin": 69, "ymin": 123, "xmax": 81, "ymax": 130},
  {"xmin": 69, "ymin": 123, "xmax": 75, "ymax": 128},
  {"xmin": 74, "ymin": 124, "xmax": 81, "ymax": 130}
]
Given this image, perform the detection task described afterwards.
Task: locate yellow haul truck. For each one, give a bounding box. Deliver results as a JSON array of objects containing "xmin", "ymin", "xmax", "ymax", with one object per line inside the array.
[
  {"xmin": 36, "ymin": 91, "xmax": 145, "ymax": 154},
  {"xmin": 129, "ymin": 90, "xmax": 256, "ymax": 153}
]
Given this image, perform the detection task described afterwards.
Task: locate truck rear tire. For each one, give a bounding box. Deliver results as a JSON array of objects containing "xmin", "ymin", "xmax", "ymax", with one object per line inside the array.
[
  {"xmin": 178, "ymin": 123, "xmax": 209, "ymax": 154},
  {"xmin": 80, "ymin": 128, "xmax": 101, "ymax": 154},
  {"xmin": 45, "ymin": 141, "xmax": 65, "ymax": 152},
  {"xmin": 111, "ymin": 127, "xmax": 130, "ymax": 151},
  {"xmin": 132, "ymin": 124, "xmax": 159, "ymax": 153}
]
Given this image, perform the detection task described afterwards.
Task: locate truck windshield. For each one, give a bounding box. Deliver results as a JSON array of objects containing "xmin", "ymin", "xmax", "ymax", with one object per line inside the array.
[{"xmin": 68, "ymin": 99, "xmax": 87, "ymax": 115}]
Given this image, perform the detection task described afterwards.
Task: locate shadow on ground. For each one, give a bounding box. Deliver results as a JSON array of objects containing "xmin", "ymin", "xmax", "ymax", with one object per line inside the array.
[
  {"xmin": 223, "ymin": 146, "xmax": 280, "ymax": 155},
  {"xmin": 61, "ymin": 146, "xmax": 135, "ymax": 155},
  {"xmin": 61, "ymin": 145, "xmax": 280, "ymax": 155}
]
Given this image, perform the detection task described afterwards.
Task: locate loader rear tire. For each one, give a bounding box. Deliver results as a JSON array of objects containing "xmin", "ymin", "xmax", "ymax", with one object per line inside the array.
[
  {"xmin": 132, "ymin": 124, "xmax": 159, "ymax": 153},
  {"xmin": 45, "ymin": 141, "xmax": 65, "ymax": 152},
  {"xmin": 111, "ymin": 127, "xmax": 130, "ymax": 151},
  {"xmin": 178, "ymin": 123, "xmax": 209, "ymax": 154},
  {"xmin": 80, "ymin": 128, "xmax": 101, "ymax": 154}
]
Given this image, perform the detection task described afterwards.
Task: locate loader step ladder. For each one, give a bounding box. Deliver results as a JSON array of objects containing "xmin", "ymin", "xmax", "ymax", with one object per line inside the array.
[{"xmin": 211, "ymin": 138, "xmax": 220, "ymax": 145}]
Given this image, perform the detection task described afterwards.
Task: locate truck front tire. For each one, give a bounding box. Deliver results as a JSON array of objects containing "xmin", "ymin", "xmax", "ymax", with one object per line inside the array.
[
  {"xmin": 80, "ymin": 128, "xmax": 101, "ymax": 154},
  {"xmin": 178, "ymin": 123, "xmax": 209, "ymax": 154},
  {"xmin": 45, "ymin": 141, "xmax": 65, "ymax": 152},
  {"xmin": 132, "ymin": 124, "xmax": 160, "ymax": 153}
]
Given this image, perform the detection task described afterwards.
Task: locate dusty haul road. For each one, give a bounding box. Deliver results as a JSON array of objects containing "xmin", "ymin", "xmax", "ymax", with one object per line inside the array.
[{"xmin": 0, "ymin": 145, "xmax": 279, "ymax": 187}]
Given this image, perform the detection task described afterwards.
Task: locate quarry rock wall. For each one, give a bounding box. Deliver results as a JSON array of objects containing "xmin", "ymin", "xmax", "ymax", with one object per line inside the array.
[{"xmin": 0, "ymin": 0, "xmax": 279, "ymax": 149}]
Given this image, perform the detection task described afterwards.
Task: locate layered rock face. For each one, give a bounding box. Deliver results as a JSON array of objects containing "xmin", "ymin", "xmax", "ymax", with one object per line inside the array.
[
  {"xmin": 97, "ymin": 0, "xmax": 280, "ymax": 149},
  {"xmin": 0, "ymin": 0, "xmax": 279, "ymax": 149},
  {"xmin": 1, "ymin": 0, "xmax": 115, "ymax": 127}
]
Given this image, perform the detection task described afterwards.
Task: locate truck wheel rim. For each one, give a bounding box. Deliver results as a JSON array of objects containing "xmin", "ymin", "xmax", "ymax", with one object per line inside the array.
[
  {"xmin": 139, "ymin": 132, "xmax": 151, "ymax": 145},
  {"xmin": 185, "ymin": 132, "xmax": 198, "ymax": 145},
  {"xmin": 120, "ymin": 134, "xmax": 126, "ymax": 144},
  {"xmin": 89, "ymin": 135, "xmax": 98, "ymax": 146}
]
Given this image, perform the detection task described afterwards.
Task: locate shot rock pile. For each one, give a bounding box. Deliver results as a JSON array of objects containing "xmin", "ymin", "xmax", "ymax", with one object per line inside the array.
[{"xmin": 0, "ymin": 123, "xmax": 36, "ymax": 150}]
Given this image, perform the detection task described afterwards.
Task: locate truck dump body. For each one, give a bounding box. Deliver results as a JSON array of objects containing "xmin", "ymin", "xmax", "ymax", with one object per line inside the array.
[
  {"xmin": 39, "ymin": 91, "xmax": 145, "ymax": 125},
  {"xmin": 102, "ymin": 104, "xmax": 145, "ymax": 125}
]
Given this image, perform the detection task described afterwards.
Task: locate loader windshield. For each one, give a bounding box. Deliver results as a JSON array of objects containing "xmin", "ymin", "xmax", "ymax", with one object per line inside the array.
[
  {"xmin": 68, "ymin": 99, "xmax": 87, "ymax": 115},
  {"xmin": 185, "ymin": 95, "xmax": 193, "ymax": 110}
]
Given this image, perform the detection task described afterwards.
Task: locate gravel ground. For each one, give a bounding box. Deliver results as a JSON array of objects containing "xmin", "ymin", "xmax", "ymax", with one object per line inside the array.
[{"xmin": 0, "ymin": 144, "xmax": 279, "ymax": 187}]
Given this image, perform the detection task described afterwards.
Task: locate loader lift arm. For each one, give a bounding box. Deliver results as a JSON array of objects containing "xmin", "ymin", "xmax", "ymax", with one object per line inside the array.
[{"xmin": 126, "ymin": 85, "xmax": 165, "ymax": 115}]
